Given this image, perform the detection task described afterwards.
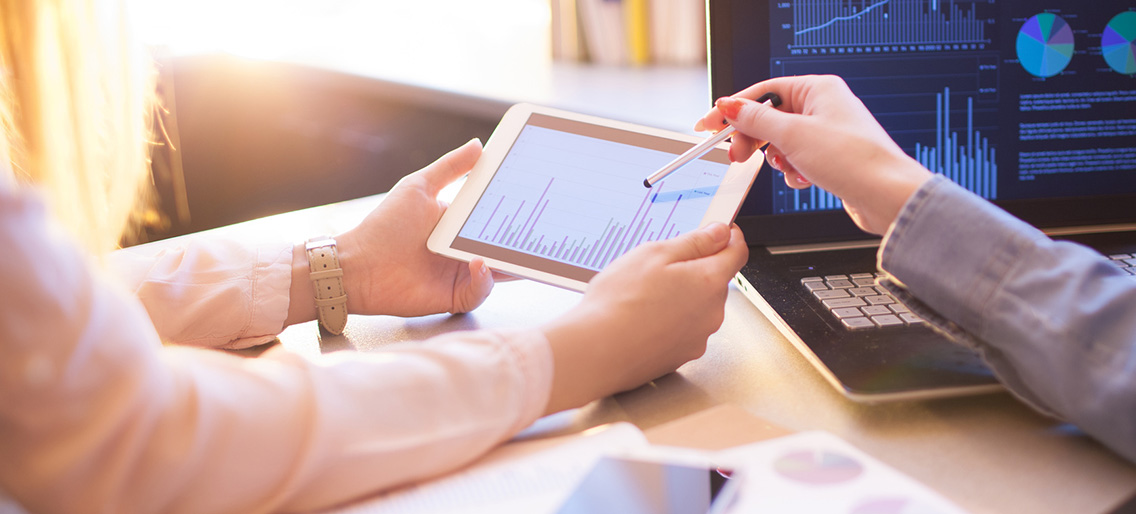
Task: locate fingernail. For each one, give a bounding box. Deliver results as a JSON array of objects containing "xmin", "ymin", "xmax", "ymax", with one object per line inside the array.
[
  {"xmin": 705, "ymin": 223, "xmax": 729, "ymax": 242},
  {"xmin": 715, "ymin": 97, "xmax": 743, "ymax": 119},
  {"xmin": 694, "ymin": 119, "xmax": 705, "ymax": 132},
  {"xmin": 796, "ymin": 175, "xmax": 810, "ymax": 185},
  {"xmin": 468, "ymin": 137, "xmax": 483, "ymax": 148},
  {"xmin": 480, "ymin": 262, "xmax": 489, "ymax": 275},
  {"xmin": 728, "ymin": 144, "xmax": 737, "ymax": 163}
]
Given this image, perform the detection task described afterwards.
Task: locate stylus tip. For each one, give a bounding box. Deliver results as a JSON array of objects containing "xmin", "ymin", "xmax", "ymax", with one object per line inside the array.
[{"xmin": 643, "ymin": 179, "xmax": 652, "ymax": 188}]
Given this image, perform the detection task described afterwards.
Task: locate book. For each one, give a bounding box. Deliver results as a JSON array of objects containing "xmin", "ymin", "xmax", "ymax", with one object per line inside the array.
[
  {"xmin": 650, "ymin": 0, "xmax": 706, "ymax": 65},
  {"xmin": 551, "ymin": 0, "xmax": 587, "ymax": 62},
  {"xmin": 578, "ymin": 0, "xmax": 628, "ymax": 65},
  {"xmin": 624, "ymin": 0, "xmax": 651, "ymax": 65},
  {"xmin": 559, "ymin": 0, "xmax": 706, "ymax": 66}
]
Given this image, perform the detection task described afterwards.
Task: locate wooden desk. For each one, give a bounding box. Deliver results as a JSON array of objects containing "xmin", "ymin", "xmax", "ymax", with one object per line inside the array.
[{"xmin": 186, "ymin": 192, "xmax": 1135, "ymax": 514}]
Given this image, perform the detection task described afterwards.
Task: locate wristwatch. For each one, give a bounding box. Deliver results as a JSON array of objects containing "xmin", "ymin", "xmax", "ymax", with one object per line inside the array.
[{"xmin": 305, "ymin": 236, "xmax": 348, "ymax": 334}]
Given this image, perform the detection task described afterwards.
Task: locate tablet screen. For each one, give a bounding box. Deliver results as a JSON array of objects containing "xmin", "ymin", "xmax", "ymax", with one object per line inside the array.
[{"xmin": 450, "ymin": 113, "xmax": 732, "ymax": 283}]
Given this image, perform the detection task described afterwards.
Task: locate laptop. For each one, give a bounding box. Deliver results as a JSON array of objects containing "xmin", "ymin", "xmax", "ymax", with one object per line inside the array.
[{"xmin": 708, "ymin": 0, "xmax": 1136, "ymax": 401}]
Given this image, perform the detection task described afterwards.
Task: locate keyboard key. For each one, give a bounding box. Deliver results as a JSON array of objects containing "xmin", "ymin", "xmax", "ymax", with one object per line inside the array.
[
  {"xmin": 1123, "ymin": 258, "xmax": 1136, "ymax": 267},
  {"xmin": 823, "ymin": 297, "xmax": 868, "ymax": 309},
  {"xmin": 852, "ymin": 278, "xmax": 877, "ymax": 287},
  {"xmin": 824, "ymin": 275, "xmax": 848, "ymax": 281},
  {"xmin": 864, "ymin": 295, "xmax": 895, "ymax": 305},
  {"xmin": 874, "ymin": 286, "xmax": 890, "ymax": 295},
  {"xmin": 801, "ymin": 276, "xmax": 824, "ymax": 283},
  {"xmin": 804, "ymin": 282, "xmax": 830, "ymax": 291},
  {"xmin": 1109, "ymin": 253, "xmax": 1133, "ymax": 260},
  {"xmin": 813, "ymin": 289, "xmax": 851, "ymax": 300},
  {"xmin": 1111, "ymin": 260, "xmax": 1129, "ymax": 268},
  {"xmin": 831, "ymin": 307, "xmax": 863, "ymax": 319},
  {"xmin": 849, "ymin": 273, "xmax": 874, "ymax": 279},
  {"xmin": 871, "ymin": 314, "xmax": 905, "ymax": 327},
  {"xmin": 847, "ymin": 287, "xmax": 877, "ymax": 297},
  {"xmin": 841, "ymin": 317, "xmax": 875, "ymax": 330},
  {"xmin": 900, "ymin": 313, "xmax": 925, "ymax": 324},
  {"xmin": 826, "ymin": 279, "xmax": 855, "ymax": 289},
  {"xmin": 889, "ymin": 303, "xmax": 910, "ymax": 314},
  {"xmin": 861, "ymin": 305, "xmax": 892, "ymax": 316}
]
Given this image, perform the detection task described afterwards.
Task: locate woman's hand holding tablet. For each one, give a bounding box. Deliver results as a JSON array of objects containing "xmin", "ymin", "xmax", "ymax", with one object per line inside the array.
[{"xmin": 428, "ymin": 103, "xmax": 763, "ymax": 292}]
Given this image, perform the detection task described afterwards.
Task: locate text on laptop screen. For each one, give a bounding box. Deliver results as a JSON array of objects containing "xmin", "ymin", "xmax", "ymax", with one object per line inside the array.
[{"xmin": 711, "ymin": 0, "xmax": 1136, "ymax": 224}]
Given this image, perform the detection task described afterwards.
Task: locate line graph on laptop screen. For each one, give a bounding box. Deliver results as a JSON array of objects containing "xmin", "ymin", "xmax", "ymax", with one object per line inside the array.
[
  {"xmin": 753, "ymin": 0, "xmax": 1136, "ymax": 214},
  {"xmin": 452, "ymin": 119, "xmax": 730, "ymax": 282}
]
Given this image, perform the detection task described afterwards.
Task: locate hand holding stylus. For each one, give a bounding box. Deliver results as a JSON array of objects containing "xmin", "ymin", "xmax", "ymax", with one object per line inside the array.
[
  {"xmin": 697, "ymin": 75, "xmax": 932, "ymax": 235},
  {"xmin": 643, "ymin": 92, "xmax": 782, "ymax": 188}
]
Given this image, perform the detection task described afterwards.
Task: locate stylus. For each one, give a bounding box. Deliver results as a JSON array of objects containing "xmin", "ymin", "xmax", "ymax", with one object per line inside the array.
[{"xmin": 643, "ymin": 92, "xmax": 782, "ymax": 188}]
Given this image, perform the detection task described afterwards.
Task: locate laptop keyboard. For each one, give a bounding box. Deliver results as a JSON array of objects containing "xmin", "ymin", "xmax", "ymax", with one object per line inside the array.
[
  {"xmin": 1109, "ymin": 254, "xmax": 1136, "ymax": 276},
  {"xmin": 801, "ymin": 273, "xmax": 925, "ymax": 331},
  {"xmin": 808, "ymin": 258, "xmax": 1136, "ymax": 331}
]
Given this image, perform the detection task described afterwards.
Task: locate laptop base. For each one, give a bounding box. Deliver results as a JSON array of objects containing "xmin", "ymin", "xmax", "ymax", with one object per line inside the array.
[{"xmin": 736, "ymin": 245, "xmax": 1001, "ymax": 402}]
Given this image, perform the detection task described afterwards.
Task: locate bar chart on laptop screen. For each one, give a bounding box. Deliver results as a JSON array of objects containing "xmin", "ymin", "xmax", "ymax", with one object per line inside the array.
[
  {"xmin": 767, "ymin": 0, "xmax": 1000, "ymax": 214},
  {"xmin": 455, "ymin": 125, "xmax": 728, "ymax": 272},
  {"xmin": 768, "ymin": 67, "xmax": 999, "ymax": 213}
]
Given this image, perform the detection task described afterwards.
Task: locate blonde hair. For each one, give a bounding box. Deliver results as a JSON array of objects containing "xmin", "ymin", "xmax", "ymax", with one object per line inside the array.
[{"xmin": 0, "ymin": 0, "xmax": 155, "ymax": 255}]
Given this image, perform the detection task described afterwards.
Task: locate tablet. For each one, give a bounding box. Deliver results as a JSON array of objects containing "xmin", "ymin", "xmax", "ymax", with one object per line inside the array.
[{"xmin": 427, "ymin": 103, "xmax": 763, "ymax": 292}]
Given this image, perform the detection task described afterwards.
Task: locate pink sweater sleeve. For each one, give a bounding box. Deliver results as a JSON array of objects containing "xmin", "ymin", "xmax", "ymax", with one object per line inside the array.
[
  {"xmin": 0, "ymin": 185, "xmax": 554, "ymax": 513},
  {"xmin": 107, "ymin": 235, "xmax": 294, "ymax": 349}
]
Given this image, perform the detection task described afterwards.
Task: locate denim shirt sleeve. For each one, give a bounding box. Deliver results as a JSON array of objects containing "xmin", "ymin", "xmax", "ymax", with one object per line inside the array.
[{"xmin": 877, "ymin": 174, "xmax": 1136, "ymax": 464}]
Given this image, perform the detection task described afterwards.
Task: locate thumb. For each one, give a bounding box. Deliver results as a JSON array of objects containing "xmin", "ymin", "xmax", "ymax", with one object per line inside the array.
[
  {"xmin": 451, "ymin": 257, "xmax": 494, "ymax": 313},
  {"xmin": 657, "ymin": 223, "xmax": 731, "ymax": 263},
  {"xmin": 419, "ymin": 138, "xmax": 483, "ymax": 197},
  {"xmin": 717, "ymin": 96, "xmax": 798, "ymax": 148}
]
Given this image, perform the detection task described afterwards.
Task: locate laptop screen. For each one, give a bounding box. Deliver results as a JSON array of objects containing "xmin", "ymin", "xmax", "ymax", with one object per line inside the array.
[{"xmin": 709, "ymin": 0, "xmax": 1136, "ymax": 245}]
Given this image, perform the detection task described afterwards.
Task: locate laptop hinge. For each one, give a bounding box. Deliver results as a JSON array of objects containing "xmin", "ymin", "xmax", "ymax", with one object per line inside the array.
[
  {"xmin": 1042, "ymin": 223, "xmax": 1136, "ymax": 237},
  {"xmin": 764, "ymin": 223, "xmax": 1136, "ymax": 255},
  {"xmin": 765, "ymin": 239, "xmax": 881, "ymax": 255}
]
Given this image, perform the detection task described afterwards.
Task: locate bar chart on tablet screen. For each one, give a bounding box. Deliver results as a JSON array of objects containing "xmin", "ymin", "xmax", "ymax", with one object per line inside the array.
[{"xmin": 456, "ymin": 125, "xmax": 729, "ymax": 271}]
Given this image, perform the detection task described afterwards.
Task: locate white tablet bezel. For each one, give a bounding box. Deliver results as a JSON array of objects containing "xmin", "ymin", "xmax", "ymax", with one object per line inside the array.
[{"xmin": 427, "ymin": 103, "xmax": 763, "ymax": 292}]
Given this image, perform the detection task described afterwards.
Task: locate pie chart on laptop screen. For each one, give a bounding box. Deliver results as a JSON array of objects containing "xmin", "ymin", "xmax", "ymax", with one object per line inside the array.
[
  {"xmin": 1103, "ymin": 11, "xmax": 1136, "ymax": 75},
  {"xmin": 1016, "ymin": 12, "xmax": 1075, "ymax": 77}
]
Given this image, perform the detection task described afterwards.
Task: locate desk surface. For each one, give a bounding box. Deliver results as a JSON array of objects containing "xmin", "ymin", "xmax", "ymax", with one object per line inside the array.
[{"xmin": 219, "ymin": 193, "xmax": 1136, "ymax": 514}]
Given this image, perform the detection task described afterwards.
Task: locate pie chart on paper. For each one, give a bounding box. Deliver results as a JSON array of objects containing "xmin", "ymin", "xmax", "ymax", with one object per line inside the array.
[
  {"xmin": 851, "ymin": 497, "xmax": 949, "ymax": 514},
  {"xmin": 1102, "ymin": 11, "xmax": 1136, "ymax": 75},
  {"xmin": 773, "ymin": 449, "xmax": 864, "ymax": 485},
  {"xmin": 1017, "ymin": 13, "xmax": 1075, "ymax": 77}
]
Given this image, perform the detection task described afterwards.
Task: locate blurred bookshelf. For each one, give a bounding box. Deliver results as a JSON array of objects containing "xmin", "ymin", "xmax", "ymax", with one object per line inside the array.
[
  {"xmin": 140, "ymin": 0, "xmax": 709, "ymax": 130},
  {"xmin": 551, "ymin": 0, "xmax": 707, "ymax": 66}
]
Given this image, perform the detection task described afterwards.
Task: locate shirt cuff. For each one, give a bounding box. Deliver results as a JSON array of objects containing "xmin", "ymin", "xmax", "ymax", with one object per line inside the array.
[
  {"xmin": 878, "ymin": 175, "xmax": 1047, "ymax": 335},
  {"xmin": 493, "ymin": 328, "xmax": 555, "ymax": 434},
  {"xmin": 876, "ymin": 175, "xmax": 1057, "ymax": 414},
  {"xmin": 221, "ymin": 242, "xmax": 293, "ymax": 349}
]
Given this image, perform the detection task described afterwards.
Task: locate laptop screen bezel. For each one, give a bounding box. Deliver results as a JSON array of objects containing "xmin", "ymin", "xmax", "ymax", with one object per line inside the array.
[{"xmin": 708, "ymin": 0, "xmax": 1136, "ymax": 246}]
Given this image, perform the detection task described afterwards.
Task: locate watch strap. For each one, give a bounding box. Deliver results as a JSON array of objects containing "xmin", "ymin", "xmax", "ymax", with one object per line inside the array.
[{"xmin": 306, "ymin": 237, "xmax": 348, "ymax": 334}]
